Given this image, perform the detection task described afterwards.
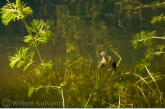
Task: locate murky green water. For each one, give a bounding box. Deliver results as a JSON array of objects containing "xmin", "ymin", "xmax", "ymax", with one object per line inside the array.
[{"xmin": 0, "ymin": 0, "xmax": 165, "ymax": 108}]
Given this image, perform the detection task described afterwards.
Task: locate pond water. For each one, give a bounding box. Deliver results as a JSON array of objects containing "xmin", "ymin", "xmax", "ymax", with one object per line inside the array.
[{"xmin": 0, "ymin": 0, "xmax": 165, "ymax": 108}]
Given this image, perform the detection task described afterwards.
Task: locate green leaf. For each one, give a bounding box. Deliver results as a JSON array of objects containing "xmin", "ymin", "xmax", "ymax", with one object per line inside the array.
[
  {"xmin": 23, "ymin": 61, "xmax": 33, "ymax": 71},
  {"xmin": 155, "ymin": 72, "xmax": 161, "ymax": 75},
  {"xmin": 145, "ymin": 47, "xmax": 154, "ymax": 60},
  {"xmin": 16, "ymin": 60, "xmax": 24, "ymax": 68},
  {"xmin": 136, "ymin": 59, "xmax": 150, "ymax": 71},
  {"xmin": 9, "ymin": 56, "xmax": 21, "ymax": 68},
  {"xmin": 149, "ymin": 77, "xmax": 163, "ymax": 84},
  {"xmin": 60, "ymin": 82, "xmax": 67, "ymax": 87},
  {"xmin": 156, "ymin": 77, "xmax": 163, "ymax": 81},
  {"xmin": 23, "ymin": 35, "xmax": 33, "ymax": 43},
  {"xmin": 28, "ymin": 86, "xmax": 35, "ymax": 97},
  {"xmin": 57, "ymin": 88, "xmax": 61, "ymax": 95}
]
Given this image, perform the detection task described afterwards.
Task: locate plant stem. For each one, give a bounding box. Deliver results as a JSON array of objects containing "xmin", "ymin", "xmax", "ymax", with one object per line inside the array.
[
  {"xmin": 61, "ymin": 88, "xmax": 65, "ymax": 108},
  {"xmin": 38, "ymin": 86, "xmax": 65, "ymax": 108},
  {"xmin": 122, "ymin": 2, "xmax": 165, "ymax": 10},
  {"xmin": 132, "ymin": 73, "xmax": 156, "ymax": 94},
  {"xmin": 21, "ymin": 19, "xmax": 43, "ymax": 63},
  {"xmin": 138, "ymin": 36, "xmax": 165, "ymax": 42},
  {"xmin": 118, "ymin": 89, "xmax": 121, "ymax": 108},
  {"xmin": 16, "ymin": 0, "xmax": 43, "ymax": 63},
  {"xmin": 153, "ymin": 51, "xmax": 165, "ymax": 55},
  {"xmin": 137, "ymin": 85, "xmax": 150, "ymax": 107},
  {"xmin": 84, "ymin": 94, "xmax": 92, "ymax": 107},
  {"xmin": 151, "ymin": 36, "xmax": 165, "ymax": 40},
  {"xmin": 60, "ymin": 87, "xmax": 82, "ymax": 105},
  {"xmin": 143, "ymin": 65, "xmax": 163, "ymax": 105}
]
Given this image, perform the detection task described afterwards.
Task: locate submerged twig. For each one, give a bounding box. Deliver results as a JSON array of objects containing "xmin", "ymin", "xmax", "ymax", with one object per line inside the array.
[
  {"xmin": 143, "ymin": 65, "xmax": 163, "ymax": 106},
  {"xmin": 34, "ymin": 85, "xmax": 65, "ymax": 108},
  {"xmin": 137, "ymin": 85, "xmax": 150, "ymax": 107},
  {"xmin": 132, "ymin": 73, "xmax": 156, "ymax": 94},
  {"xmin": 60, "ymin": 87, "xmax": 82, "ymax": 105},
  {"xmin": 84, "ymin": 93, "xmax": 92, "ymax": 108}
]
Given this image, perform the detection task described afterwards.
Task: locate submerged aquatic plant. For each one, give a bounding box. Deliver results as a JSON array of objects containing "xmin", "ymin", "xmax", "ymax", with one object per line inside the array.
[
  {"xmin": 0, "ymin": 0, "xmax": 66, "ymax": 107},
  {"xmin": 131, "ymin": 11, "xmax": 165, "ymax": 107},
  {"xmin": 151, "ymin": 14, "xmax": 165, "ymax": 24},
  {"xmin": 131, "ymin": 13, "xmax": 165, "ymax": 60},
  {"xmin": 24, "ymin": 19, "xmax": 52, "ymax": 47},
  {"xmin": 9, "ymin": 47, "xmax": 35, "ymax": 71},
  {"xmin": 1, "ymin": 0, "xmax": 165, "ymax": 108},
  {"xmin": 0, "ymin": 0, "xmax": 32, "ymax": 25},
  {"xmin": 0, "ymin": 0, "xmax": 53, "ymax": 74},
  {"xmin": 131, "ymin": 30, "xmax": 156, "ymax": 49},
  {"xmin": 8, "ymin": 18, "xmax": 53, "ymax": 74},
  {"xmin": 28, "ymin": 85, "xmax": 65, "ymax": 108}
]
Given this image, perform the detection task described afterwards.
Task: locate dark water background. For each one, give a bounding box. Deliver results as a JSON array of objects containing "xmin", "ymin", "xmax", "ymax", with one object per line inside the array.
[{"xmin": 0, "ymin": 0, "xmax": 165, "ymax": 108}]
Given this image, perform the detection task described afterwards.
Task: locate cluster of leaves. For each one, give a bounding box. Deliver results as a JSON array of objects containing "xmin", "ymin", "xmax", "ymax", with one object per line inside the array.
[
  {"xmin": 136, "ymin": 59, "xmax": 151, "ymax": 71},
  {"xmin": 131, "ymin": 30, "xmax": 165, "ymax": 60},
  {"xmin": 145, "ymin": 45, "xmax": 165, "ymax": 60},
  {"xmin": 151, "ymin": 14, "xmax": 165, "ymax": 24},
  {"xmin": 131, "ymin": 30, "xmax": 156, "ymax": 49},
  {"xmin": 9, "ymin": 47, "xmax": 35, "ymax": 71},
  {"xmin": 24, "ymin": 19, "xmax": 52, "ymax": 47},
  {"xmin": 9, "ymin": 19, "xmax": 53, "ymax": 75},
  {"xmin": 9, "ymin": 47, "xmax": 53, "ymax": 75},
  {"xmin": 34, "ymin": 60, "xmax": 53, "ymax": 75},
  {"xmin": 28, "ymin": 85, "xmax": 51, "ymax": 97},
  {"xmin": 0, "ymin": 0, "xmax": 32, "ymax": 25}
]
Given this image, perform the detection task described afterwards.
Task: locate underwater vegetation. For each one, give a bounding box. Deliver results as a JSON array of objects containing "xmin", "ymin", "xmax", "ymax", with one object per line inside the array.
[
  {"xmin": 0, "ymin": 0, "xmax": 165, "ymax": 108},
  {"xmin": 131, "ymin": 10, "xmax": 165, "ymax": 107}
]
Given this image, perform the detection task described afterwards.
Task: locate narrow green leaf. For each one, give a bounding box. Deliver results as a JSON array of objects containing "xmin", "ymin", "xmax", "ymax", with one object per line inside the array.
[
  {"xmin": 28, "ymin": 86, "xmax": 35, "ymax": 97},
  {"xmin": 23, "ymin": 61, "xmax": 33, "ymax": 71}
]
